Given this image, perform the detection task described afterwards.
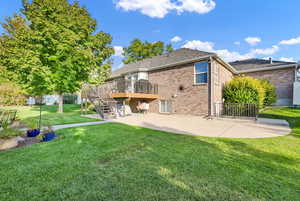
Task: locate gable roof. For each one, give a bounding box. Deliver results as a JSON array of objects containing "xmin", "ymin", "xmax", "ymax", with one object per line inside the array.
[
  {"xmin": 230, "ymin": 58, "xmax": 297, "ymax": 72},
  {"xmin": 112, "ymin": 48, "xmax": 215, "ymax": 78}
]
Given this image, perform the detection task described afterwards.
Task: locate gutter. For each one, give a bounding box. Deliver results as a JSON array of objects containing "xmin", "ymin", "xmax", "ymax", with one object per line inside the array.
[
  {"xmin": 236, "ymin": 63, "xmax": 298, "ymax": 74},
  {"xmin": 212, "ymin": 55, "xmax": 238, "ymax": 74},
  {"xmin": 110, "ymin": 54, "xmax": 216, "ymax": 79},
  {"xmin": 295, "ymin": 63, "xmax": 300, "ymax": 81},
  {"xmin": 209, "ymin": 56, "xmax": 214, "ymax": 117}
]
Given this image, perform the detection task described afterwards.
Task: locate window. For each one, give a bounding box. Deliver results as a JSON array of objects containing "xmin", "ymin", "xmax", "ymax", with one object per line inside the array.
[
  {"xmin": 126, "ymin": 73, "xmax": 138, "ymax": 81},
  {"xmin": 297, "ymin": 68, "xmax": 300, "ymax": 82},
  {"xmin": 160, "ymin": 100, "xmax": 172, "ymax": 113},
  {"xmin": 194, "ymin": 62, "xmax": 209, "ymax": 84}
]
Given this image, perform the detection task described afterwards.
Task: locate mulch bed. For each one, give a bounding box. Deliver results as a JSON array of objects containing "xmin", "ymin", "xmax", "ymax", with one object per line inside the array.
[{"xmin": 0, "ymin": 137, "xmax": 40, "ymax": 152}]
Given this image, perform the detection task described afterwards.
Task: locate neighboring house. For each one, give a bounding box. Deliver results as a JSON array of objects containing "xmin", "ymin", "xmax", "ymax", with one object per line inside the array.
[
  {"xmin": 230, "ymin": 58, "xmax": 299, "ymax": 106},
  {"xmin": 108, "ymin": 48, "xmax": 300, "ymax": 117}
]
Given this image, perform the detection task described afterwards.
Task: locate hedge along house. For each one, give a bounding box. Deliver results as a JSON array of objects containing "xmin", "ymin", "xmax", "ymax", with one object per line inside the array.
[
  {"xmin": 230, "ymin": 58, "xmax": 300, "ymax": 106},
  {"xmin": 106, "ymin": 48, "xmax": 300, "ymax": 117}
]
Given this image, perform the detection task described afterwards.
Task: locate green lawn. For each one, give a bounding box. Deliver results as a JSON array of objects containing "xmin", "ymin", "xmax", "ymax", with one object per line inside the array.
[
  {"xmin": 2, "ymin": 104, "xmax": 99, "ymax": 127},
  {"xmin": 0, "ymin": 107, "xmax": 300, "ymax": 200},
  {"xmin": 260, "ymin": 107, "xmax": 300, "ymax": 137}
]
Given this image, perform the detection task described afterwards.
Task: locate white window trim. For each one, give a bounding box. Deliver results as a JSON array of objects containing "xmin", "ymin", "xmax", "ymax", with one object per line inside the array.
[
  {"xmin": 159, "ymin": 100, "xmax": 172, "ymax": 113},
  {"xmin": 194, "ymin": 62, "xmax": 209, "ymax": 85}
]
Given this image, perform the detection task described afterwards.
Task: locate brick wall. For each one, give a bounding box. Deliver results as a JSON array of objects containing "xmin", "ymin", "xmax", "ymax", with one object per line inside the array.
[
  {"xmin": 148, "ymin": 62, "xmax": 210, "ymax": 116},
  {"xmin": 212, "ymin": 59, "xmax": 234, "ymax": 103},
  {"xmin": 241, "ymin": 68, "xmax": 295, "ymax": 105}
]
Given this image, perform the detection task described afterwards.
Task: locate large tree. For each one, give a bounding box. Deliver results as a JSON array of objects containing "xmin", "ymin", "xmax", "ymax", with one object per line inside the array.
[
  {"xmin": 0, "ymin": 0, "xmax": 114, "ymax": 113},
  {"xmin": 122, "ymin": 39, "xmax": 173, "ymax": 64}
]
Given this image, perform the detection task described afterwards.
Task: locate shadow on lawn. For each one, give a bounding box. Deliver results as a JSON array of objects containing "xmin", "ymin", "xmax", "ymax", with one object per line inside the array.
[
  {"xmin": 1, "ymin": 123, "xmax": 299, "ymax": 200},
  {"xmin": 260, "ymin": 108, "xmax": 300, "ymax": 137},
  {"xmin": 18, "ymin": 104, "xmax": 97, "ymax": 127},
  {"xmin": 56, "ymin": 123, "xmax": 300, "ymax": 200},
  {"xmin": 27, "ymin": 104, "xmax": 82, "ymax": 114}
]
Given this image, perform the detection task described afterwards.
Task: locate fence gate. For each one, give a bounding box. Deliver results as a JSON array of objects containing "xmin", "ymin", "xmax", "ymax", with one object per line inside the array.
[{"xmin": 214, "ymin": 103, "xmax": 258, "ymax": 118}]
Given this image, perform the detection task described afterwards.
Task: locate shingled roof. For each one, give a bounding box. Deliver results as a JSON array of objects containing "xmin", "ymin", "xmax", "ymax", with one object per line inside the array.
[
  {"xmin": 112, "ymin": 48, "xmax": 215, "ymax": 78},
  {"xmin": 230, "ymin": 58, "xmax": 297, "ymax": 72}
]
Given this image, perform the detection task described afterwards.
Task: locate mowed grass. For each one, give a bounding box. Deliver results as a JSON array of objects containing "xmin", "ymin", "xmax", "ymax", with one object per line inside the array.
[
  {"xmin": 2, "ymin": 104, "xmax": 99, "ymax": 127},
  {"xmin": 0, "ymin": 111, "xmax": 299, "ymax": 201},
  {"xmin": 260, "ymin": 107, "xmax": 300, "ymax": 137}
]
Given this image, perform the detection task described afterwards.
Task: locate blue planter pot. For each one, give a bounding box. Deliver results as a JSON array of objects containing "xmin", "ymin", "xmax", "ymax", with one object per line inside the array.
[
  {"xmin": 27, "ymin": 129, "xmax": 40, "ymax": 137},
  {"xmin": 43, "ymin": 132, "xmax": 56, "ymax": 142}
]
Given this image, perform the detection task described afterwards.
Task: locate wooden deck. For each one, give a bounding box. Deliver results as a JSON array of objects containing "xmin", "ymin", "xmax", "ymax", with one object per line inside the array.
[{"xmin": 110, "ymin": 93, "xmax": 159, "ymax": 99}]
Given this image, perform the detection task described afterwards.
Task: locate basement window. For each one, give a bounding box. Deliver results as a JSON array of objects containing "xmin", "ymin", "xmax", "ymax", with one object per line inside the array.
[{"xmin": 194, "ymin": 62, "xmax": 209, "ymax": 84}]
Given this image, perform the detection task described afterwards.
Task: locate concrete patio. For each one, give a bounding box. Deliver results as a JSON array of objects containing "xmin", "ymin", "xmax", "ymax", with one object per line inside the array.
[{"xmin": 109, "ymin": 113, "xmax": 291, "ymax": 138}]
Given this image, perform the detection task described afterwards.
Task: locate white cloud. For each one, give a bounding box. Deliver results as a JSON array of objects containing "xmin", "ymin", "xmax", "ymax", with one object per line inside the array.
[
  {"xmin": 245, "ymin": 37, "xmax": 261, "ymax": 46},
  {"xmin": 182, "ymin": 40, "xmax": 214, "ymax": 52},
  {"xmin": 113, "ymin": 46, "xmax": 124, "ymax": 57},
  {"xmin": 171, "ymin": 36, "xmax": 182, "ymax": 43},
  {"xmin": 279, "ymin": 37, "xmax": 300, "ymax": 45},
  {"xmin": 234, "ymin": 41, "xmax": 241, "ymax": 46},
  {"xmin": 182, "ymin": 40, "xmax": 280, "ymax": 62},
  {"xmin": 215, "ymin": 49, "xmax": 249, "ymax": 62},
  {"xmin": 115, "ymin": 0, "xmax": 216, "ymax": 18},
  {"xmin": 248, "ymin": 45, "xmax": 279, "ymax": 56},
  {"xmin": 278, "ymin": 57, "xmax": 296, "ymax": 62},
  {"xmin": 175, "ymin": 0, "xmax": 216, "ymax": 15}
]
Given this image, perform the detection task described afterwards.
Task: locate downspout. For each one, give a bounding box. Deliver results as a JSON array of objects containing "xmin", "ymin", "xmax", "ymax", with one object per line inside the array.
[
  {"xmin": 295, "ymin": 64, "xmax": 299, "ymax": 82},
  {"xmin": 209, "ymin": 56, "xmax": 214, "ymax": 117}
]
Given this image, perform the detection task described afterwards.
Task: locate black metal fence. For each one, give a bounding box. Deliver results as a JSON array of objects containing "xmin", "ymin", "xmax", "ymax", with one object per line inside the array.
[{"xmin": 214, "ymin": 103, "xmax": 258, "ymax": 118}]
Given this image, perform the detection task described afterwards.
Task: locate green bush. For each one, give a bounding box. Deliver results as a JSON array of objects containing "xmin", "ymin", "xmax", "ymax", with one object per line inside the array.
[
  {"xmin": 0, "ymin": 127, "xmax": 23, "ymax": 139},
  {"xmin": 0, "ymin": 82, "xmax": 26, "ymax": 106},
  {"xmin": 260, "ymin": 80, "xmax": 277, "ymax": 106},
  {"xmin": 223, "ymin": 76, "xmax": 277, "ymax": 108},
  {"xmin": 223, "ymin": 76, "xmax": 265, "ymax": 107}
]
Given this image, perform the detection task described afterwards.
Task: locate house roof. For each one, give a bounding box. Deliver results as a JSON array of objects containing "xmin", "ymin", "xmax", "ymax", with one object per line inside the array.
[
  {"xmin": 230, "ymin": 58, "xmax": 297, "ymax": 72},
  {"xmin": 112, "ymin": 48, "xmax": 215, "ymax": 78},
  {"xmin": 112, "ymin": 49, "xmax": 298, "ymax": 78}
]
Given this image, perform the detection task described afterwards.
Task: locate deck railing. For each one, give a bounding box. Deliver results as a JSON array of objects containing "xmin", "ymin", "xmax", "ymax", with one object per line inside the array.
[
  {"xmin": 110, "ymin": 79, "xmax": 158, "ymax": 94},
  {"xmin": 214, "ymin": 103, "xmax": 258, "ymax": 118}
]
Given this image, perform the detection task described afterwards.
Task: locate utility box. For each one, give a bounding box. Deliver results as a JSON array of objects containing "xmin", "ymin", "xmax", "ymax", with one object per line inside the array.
[{"xmin": 293, "ymin": 82, "xmax": 300, "ymax": 105}]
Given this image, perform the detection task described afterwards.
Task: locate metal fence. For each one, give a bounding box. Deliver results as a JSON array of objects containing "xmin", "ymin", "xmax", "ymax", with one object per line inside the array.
[
  {"xmin": 111, "ymin": 79, "xmax": 159, "ymax": 94},
  {"xmin": 214, "ymin": 103, "xmax": 258, "ymax": 118}
]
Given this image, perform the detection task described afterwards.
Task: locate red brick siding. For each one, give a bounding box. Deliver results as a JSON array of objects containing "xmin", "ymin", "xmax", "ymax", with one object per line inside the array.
[
  {"xmin": 212, "ymin": 60, "xmax": 234, "ymax": 103},
  {"xmin": 148, "ymin": 62, "xmax": 209, "ymax": 115},
  {"xmin": 241, "ymin": 68, "xmax": 295, "ymax": 105}
]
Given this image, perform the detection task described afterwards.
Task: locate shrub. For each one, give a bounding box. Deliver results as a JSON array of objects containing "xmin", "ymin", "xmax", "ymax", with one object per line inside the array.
[
  {"xmin": 260, "ymin": 80, "xmax": 277, "ymax": 106},
  {"xmin": 0, "ymin": 82, "xmax": 27, "ymax": 106},
  {"xmin": 223, "ymin": 76, "xmax": 277, "ymax": 108},
  {"xmin": 0, "ymin": 118, "xmax": 23, "ymax": 139},
  {"xmin": 223, "ymin": 76, "xmax": 265, "ymax": 108},
  {"xmin": 0, "ymin": 127, "xmax": 23, "ymax": 139}
]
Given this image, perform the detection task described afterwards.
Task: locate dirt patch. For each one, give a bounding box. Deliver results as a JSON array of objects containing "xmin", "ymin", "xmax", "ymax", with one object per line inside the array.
[{"xmin": 0, "ymin": 137, "xmax": 40, "ymax": 152}]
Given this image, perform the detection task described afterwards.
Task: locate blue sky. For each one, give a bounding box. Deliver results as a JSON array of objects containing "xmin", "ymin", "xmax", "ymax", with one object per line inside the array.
[{"xmin": 1, "ymin": 0, "xmax": 300, "ymax": 69}]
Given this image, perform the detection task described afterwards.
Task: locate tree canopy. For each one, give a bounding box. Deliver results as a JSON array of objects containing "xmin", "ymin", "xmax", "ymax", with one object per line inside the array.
[
  {"xmin": 0, "ymin": 0, "xmax": 114, "ymax": 112},
  {"xmin": 122, "ymin": 39, "xmax": 173, "ymax": 64}
]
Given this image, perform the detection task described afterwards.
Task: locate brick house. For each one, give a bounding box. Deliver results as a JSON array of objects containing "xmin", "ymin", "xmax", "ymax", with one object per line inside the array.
[{"xmin": 108, "ymin": 48, "xmax": 300, "ymax": 116}]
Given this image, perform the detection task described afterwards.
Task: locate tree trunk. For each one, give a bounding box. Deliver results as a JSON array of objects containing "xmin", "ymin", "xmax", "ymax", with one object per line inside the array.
[{"xmin": 58, "ymin": 94, "xmax": 64, "ymax": 113}]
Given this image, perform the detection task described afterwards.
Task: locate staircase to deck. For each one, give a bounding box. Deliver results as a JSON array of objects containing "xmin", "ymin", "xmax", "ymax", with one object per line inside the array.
[{"xmin": 82, "ymin": 84, "xmax": 118, "ymax": 120}]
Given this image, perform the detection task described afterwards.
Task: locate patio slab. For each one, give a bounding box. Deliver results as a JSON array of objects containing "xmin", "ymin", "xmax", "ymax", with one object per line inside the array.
[{"xmin": 110, "ymin": 113, "xmax": 291, "ymax": 139}]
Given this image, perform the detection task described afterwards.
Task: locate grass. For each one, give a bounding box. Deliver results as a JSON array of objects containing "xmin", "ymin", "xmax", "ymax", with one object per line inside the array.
[
  {"xmin": 0, "ymin": 107, "xmax": 299, "ymax": 200},
  {"xmin": 2, "ymin": 104, "xmax": 99, "ymax": 127},
  {"xmin": 260, "ymin": 107, "xmax": 300, "ymax": 137}
]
